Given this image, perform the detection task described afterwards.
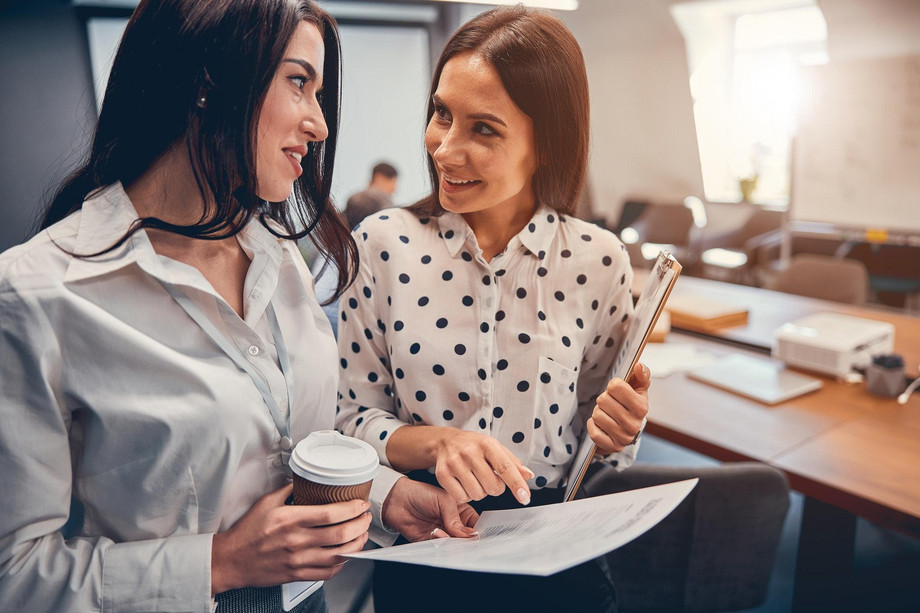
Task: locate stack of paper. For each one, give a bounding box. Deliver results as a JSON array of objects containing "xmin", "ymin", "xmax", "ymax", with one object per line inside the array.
[
  {"xmin": 640, "ymin": 343, "xmax": 714, "ymax": 377},
  {"xmin": 666, "ymin": 294, "xmax": 748, "ymax": 331}
]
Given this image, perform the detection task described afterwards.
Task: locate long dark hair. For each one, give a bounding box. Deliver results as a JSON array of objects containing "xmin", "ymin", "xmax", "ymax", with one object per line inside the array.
[
  {"xmin": 41, "ymin": 0, "xmax": 356, "ymax": 297},
  {"xmin": 411, "ymin": 5, "xmax": 590, "ymax": 218}
]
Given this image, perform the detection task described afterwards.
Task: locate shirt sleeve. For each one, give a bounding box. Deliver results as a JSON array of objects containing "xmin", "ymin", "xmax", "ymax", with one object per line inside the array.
[
  {"xmin": 367, "ymin": 467, "xmax": 404, "ymax": 547},
  {"xmin": 335, "ymin": 235, "xmax": 408, "ymax": 468},
  {"xmin": 574, "ymin": 257, "xmax": 641, "ymax": 471},
  {"xmin": 0, "ymin": 281, "xmax": 213, "ymax": 613}
]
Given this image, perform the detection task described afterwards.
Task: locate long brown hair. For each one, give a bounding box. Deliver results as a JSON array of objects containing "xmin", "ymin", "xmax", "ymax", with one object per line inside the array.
[
  {"xmin": 411, "ymin": 5, "xmax": 590, "ymax": 217},
  {"xmin": 41, "ymin": 0, "xmax": 357, "ymax": 298}
]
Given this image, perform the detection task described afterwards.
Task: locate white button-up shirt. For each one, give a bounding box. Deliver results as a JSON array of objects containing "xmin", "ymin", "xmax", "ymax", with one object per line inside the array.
[
  {"xmin": 335, "ymin": 205, "xmax": 637, "ymax": 500},
  {"xmin": 0, "ymin": 183, "xmax": 341, "ymax": 612}
]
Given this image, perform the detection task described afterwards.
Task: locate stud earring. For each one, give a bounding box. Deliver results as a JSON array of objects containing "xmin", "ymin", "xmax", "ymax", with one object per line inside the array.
[{"xmin": 197, "ymin": 96, "xmax": 207, "ymax": 109}]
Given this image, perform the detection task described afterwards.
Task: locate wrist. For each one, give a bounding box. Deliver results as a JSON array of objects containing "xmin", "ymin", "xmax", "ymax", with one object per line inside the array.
[
  {"xmin": 428, "ymin": 425, "xmax": 456, "ymax": 463},
  {"xmin": 387, "ymin": 425, "xmax": 455, "ymax": 470},
  {"xmin": 381, "ymin": 475, "xmax": 408, "ymax": 526},
  {"xmin": 210, "ymin": 532, "xmax": 238, "ymax": 595}
]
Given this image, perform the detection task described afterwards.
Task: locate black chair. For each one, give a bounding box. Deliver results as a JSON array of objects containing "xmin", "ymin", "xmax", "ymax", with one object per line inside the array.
[
  {"xmin": 844, "ymin": 242, "xmax": 920, "ymax": 312},
  {"xmin": 583, "ymin": 462, "xmax": 790, "ymax": 613}
]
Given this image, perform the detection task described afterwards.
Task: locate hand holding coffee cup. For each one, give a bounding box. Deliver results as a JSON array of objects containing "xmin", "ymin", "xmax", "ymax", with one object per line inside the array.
[{"xmin": 290, "ymin": 430, "xmax": 380, "ymax": 506}]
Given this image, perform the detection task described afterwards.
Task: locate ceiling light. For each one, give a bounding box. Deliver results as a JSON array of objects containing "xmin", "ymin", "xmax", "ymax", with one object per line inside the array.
[{"xmin": 429, "ymin": 0, "xmax": 579, "ymax": 11}]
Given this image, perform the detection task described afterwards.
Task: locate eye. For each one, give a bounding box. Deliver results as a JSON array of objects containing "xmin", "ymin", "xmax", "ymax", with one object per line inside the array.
[
  {"xmin": 433, "ymin": 102, "xmax": 451, "ymax": 122},
  {"xmin": 288, "ymin": 75, "xmax": 310, "ymax": 90},
  {"xmin": 473, "ymin": 122, "xmax": 497, "ymax": 136}
]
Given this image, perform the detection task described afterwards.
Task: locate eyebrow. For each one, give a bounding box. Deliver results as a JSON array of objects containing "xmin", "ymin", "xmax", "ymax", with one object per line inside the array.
[
  {"xmin": 283, "ymin": 58, "xmax": 318, "ymax": 79},
  {"xmin": 433, "ymin": 94, "xmax": 507, "ymax": 128}
]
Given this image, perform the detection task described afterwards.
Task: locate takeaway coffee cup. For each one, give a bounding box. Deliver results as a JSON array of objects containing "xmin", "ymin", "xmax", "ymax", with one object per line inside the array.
[{"xmin": 289, "ymin": 430, "xmax": 379, "ymax": 505}]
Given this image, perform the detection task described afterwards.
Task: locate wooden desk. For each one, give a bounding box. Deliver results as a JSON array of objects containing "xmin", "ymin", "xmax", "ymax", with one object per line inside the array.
[
  {"xmin": 646, "ymin": 334, "xmax": 920, "ymax": 537},
  {"xmin": 633, "ymin": 274, "xmax": 920, "ymax": 609}
]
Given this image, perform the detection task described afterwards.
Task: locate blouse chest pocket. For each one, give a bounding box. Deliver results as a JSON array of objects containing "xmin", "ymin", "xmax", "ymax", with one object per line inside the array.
[{"xmin": 530, "ymin": 356, "xmax": 580, "ymax": 467}]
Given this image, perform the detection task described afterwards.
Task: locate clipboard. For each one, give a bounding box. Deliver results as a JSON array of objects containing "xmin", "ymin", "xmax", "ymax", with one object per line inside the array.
[{"xmin": 563, "ymin": 251, "xmax": 682, "ymax": 502}]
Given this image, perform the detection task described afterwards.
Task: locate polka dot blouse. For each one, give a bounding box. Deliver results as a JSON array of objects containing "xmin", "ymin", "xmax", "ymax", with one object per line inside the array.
[{"xmin": 335, "ymin": 204, "xmax": 638, "ymax": 491}]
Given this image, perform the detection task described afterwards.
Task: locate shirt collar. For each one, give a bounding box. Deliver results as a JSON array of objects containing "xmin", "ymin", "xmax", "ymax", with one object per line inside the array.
[
  {"xmin": 63, "ymin": 183, "xmax": 284, "ymax": 310},
  {"xmin": 63, "ymin": 182, "xmax": 150, "ymax": 284},
  {"xmin": 436, "ymin": 203, "xmax": 560, "ymax": 260}
]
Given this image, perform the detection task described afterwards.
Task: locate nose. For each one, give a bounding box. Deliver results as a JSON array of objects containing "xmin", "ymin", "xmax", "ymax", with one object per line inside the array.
[
  {"xmin": 300, "ymin": 98, "xmax": 328, "ymax": 143},
  {"xmin": 428, "ymin": 122, "xmax": 464, "ymax": 168}
]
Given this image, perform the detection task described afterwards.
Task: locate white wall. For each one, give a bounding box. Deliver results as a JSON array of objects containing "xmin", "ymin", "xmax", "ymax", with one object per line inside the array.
[{"xmin": 819, "ymin": 0, "xmax": 920, "ymax": 61}]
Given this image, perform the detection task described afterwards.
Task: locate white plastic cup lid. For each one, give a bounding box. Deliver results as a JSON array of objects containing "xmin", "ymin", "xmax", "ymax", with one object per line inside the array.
[{"xmin": 289, "ymin": 430, "xmax": 380, "ymax": 486}]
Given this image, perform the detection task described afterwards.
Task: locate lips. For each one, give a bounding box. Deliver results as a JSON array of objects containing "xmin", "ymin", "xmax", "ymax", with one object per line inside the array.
[
  {"xmin": 283, "ymin": 145, "xmax": 307, "ymax": 178},
  {"xmin": 440, "ymin": 172, "xmax": 481, "ymax": 194}
]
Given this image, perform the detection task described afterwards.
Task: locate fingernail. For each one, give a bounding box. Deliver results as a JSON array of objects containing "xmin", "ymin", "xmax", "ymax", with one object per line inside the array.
[
  {"xmin": 522, "ymin": 467, "xmax": 535, "ymax": 479},
  {"xmin": 432, "ymin": 528, "xmax": 449, "ymax": 539},
  {"xmin": 517, "ymin": 488, "xmax": 531, "ymax": 505},
  {"xmin": 462, "ymin": 526, "xmax": 479, "ymax": 537},
  {"xmin": 361, "ymin": 501, "xmax": 370, "ymax": 511}
]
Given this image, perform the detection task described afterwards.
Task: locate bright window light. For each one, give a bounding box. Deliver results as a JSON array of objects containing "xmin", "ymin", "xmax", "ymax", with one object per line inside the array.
[
  {"xmin": 673, "ymin": 1, "xmax": 827, "ymax": 205},
  {"xmin": 734, "ymin": 6, "xmax": 827, "ymax": 51}
]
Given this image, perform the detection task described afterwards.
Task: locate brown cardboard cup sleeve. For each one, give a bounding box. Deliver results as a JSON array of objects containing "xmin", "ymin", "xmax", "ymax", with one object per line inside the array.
[{"xmin": 289, "ymin": 430, "xmax": 380, "ymax": 506}]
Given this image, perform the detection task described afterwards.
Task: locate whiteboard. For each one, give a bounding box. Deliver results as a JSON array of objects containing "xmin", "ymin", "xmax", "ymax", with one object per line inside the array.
[
  {"xmin": 334, "ymin": 25, "xmax": 431, "ymax": 209},
  {"xmin": 792, "ymin": 55, "xmax": 920, "ymax": 234}
]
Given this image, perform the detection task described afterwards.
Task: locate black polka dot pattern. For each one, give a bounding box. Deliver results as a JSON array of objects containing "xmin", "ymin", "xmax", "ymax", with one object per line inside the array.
[{"xmin": 335, "ymin": 205, "xmax": 637, "ymax": 491}]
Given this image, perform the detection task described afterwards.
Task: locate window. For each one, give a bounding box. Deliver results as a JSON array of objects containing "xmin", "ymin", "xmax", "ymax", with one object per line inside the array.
[{"xmin": 672, "ymin": 0, "xmax": 827, "ymax": 205}]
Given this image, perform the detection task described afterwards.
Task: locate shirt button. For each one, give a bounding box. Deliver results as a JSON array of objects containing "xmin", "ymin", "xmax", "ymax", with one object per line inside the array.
[
  {"xmin": 248, "ymin": 345, "xmax": 260, "ymax": 356},
  {"xmin": 280, "ymin": 436, "xmax": 293, "ymax": 451}
]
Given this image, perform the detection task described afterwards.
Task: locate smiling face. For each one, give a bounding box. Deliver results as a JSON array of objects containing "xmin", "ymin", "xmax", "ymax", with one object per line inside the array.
[
  {"xmin": 255, "ymin": 21, "xmax": 329, "ymax": 203},
  {"xmin": 425, "ymin": 52, "xmax": 539, "ymax": 219}
]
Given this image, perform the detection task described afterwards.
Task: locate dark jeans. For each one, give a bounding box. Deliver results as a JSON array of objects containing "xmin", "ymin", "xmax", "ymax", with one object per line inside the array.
[
  {"xmin": 372, "ymin": 471, "xmax": 618, "ymax": 613},
  {"xmin": 215, "ymin": 585, "xmax": 327, "ymax": 613}
]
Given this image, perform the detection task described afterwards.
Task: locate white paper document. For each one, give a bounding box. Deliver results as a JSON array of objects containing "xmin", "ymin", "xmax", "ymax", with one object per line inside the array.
[
  {"xmin": 640, "ymin": 343, "xmax": 715, "ymax": 378},
  {"xmin": 347, "ymin": 478, "xmax": 697, "ymax": 576}
]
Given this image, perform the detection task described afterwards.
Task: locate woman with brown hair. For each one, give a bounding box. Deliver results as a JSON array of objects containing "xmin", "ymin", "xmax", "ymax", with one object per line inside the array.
[
  {"xmin": 0, "ymin": 1, "xmax": 473, "ymax": 611},
  {"xmin": 336, "ymin": 6, "xmax": 650, "ymax": 612}
]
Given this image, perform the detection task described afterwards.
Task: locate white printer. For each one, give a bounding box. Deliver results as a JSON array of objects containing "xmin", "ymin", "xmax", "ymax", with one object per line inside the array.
[{"xmin": 772, "ymin": 312, "xmax": 895, "ymax": 378}]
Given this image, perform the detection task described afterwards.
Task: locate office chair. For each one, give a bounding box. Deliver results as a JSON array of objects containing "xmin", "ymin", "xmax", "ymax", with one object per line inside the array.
[
  {"xmin": 767, "ymin": 254, "xmax": 870, "ymax": 305},
  {"xmin": 699, "ymin": 208, "xmax": 784, "ymax": 285},
  {"xmin": 583, "ymin": 462, "xmax": 790, "ymax": 613},
  {"xmin": 622, "ymin": 203, "xmax": 698, "ymax": 269},
  {"xmin": 614, "ymin": 200, "xmax": 649, "ymax": 236}
]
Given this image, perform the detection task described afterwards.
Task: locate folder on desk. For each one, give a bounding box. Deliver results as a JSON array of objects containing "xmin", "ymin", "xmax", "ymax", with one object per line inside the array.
[
  {"xmin": 687, "ymin": 354, "xmax": 823, "ymax": 405},
  {"xmin": 666, "ymin": 294, "xmax": 749, "ymax": 331}
]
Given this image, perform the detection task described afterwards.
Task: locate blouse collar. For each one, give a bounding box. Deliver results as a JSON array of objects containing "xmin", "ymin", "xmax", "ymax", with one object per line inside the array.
[{"xmin": 435, "ymin": 203, "xmax": 562, "ymax": 261}]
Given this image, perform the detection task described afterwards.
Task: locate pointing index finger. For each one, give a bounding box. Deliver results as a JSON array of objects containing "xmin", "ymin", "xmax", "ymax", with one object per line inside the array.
[{"xmin": 486, "ymin": 448, "xmax": 531, "ymax": 505}]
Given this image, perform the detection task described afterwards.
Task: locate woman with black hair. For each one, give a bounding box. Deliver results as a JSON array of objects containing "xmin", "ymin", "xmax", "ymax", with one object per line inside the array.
[{"xmin": 0, "ymin": 1, "xmax": 474, "ymax": 611}]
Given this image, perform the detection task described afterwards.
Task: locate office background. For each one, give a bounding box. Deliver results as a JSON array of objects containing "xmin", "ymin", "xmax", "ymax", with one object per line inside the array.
[
  {"xmin": 1, "ymin": 2, "xmax": 918, "ymax": 612},
  {"xmin": 3, "ymin": 0, "xmax": 919, "ymax": 254}
]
